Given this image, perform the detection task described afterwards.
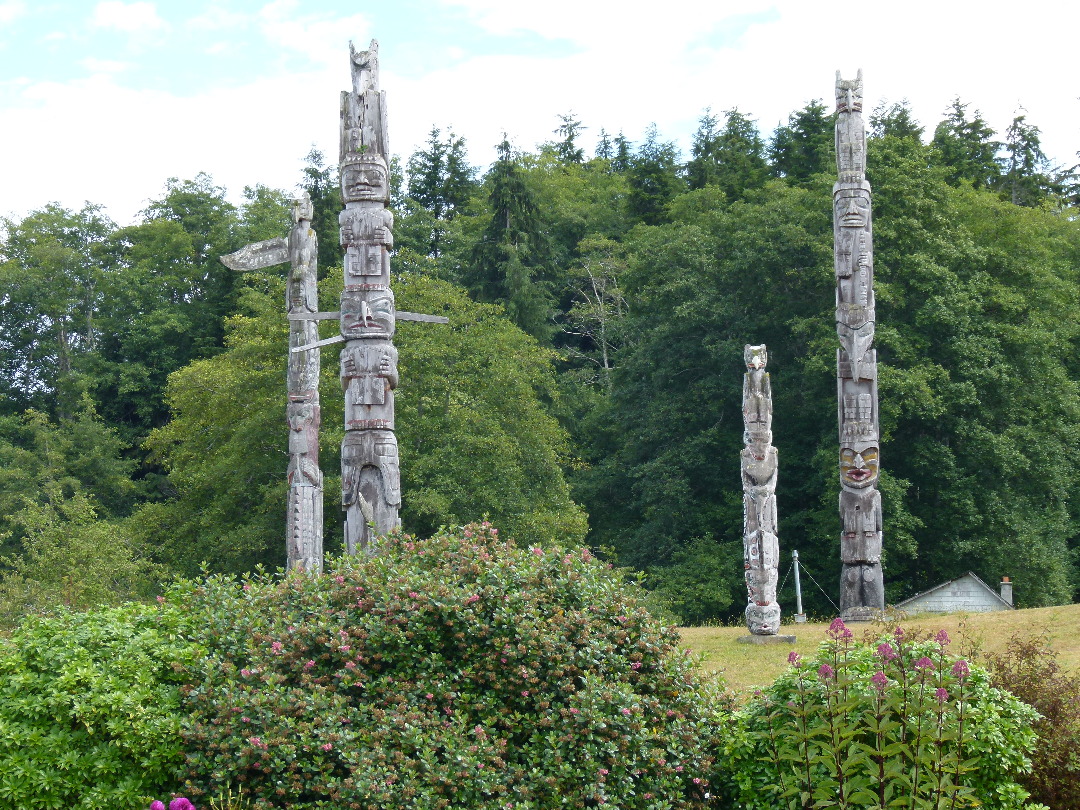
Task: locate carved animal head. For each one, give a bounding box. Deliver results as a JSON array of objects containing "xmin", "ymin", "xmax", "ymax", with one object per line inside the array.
[
  {"xmin": 840, "ymin": 442, "xmax": 879, "ymax": 488},
  {"xmin": 744, "ymin": 344, "xmax": 768, "ymax": 370},
  {"xmin": 835, "ymin": 69, "xmax": 863, "ymax": 113},
  {"xmin": 292, "ymin": 191, "xmax": 314, "ymax": 223}
]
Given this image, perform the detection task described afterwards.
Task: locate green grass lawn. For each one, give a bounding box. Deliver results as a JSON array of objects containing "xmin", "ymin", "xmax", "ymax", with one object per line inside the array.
[{"xmin": 679, "ymin": 602, "xmax": 1080, "ymax": 697}]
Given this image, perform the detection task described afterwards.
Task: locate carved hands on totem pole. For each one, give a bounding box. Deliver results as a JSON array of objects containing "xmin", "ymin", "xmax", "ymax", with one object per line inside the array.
[
  {"xmin": 341, "ymin": 430, "xmax": 401, "ymax": 554},
  {"xmin": 341, "ymin": 342, "xmax": 398, "ymax": 430},
  {"xmin": 286, "ymin": 401, "xmax": 322, "ymax": 487}
]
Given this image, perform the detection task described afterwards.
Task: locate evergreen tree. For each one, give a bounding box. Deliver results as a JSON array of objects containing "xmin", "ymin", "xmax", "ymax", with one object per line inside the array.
[
  {"xmin": 997, "ymin": 113, "xmax": 1056, "ymax": 207},
  {"xmin": 466, "ymin": 138, "xmax": 554, "ymax": 340},
  {"xmin": 595, "ymin": 128, "xmax": 614, "ymax": 161},
  {"xmin": 769, "ymin": 99, "xmax": 834, "ymax": 185},
  {"xmin": 869, "ymin": 100, "xmax": 924, "ymax": 141},
  {"xmin": 626, "ymin": 125, "xmax": 684, "ymax": 226},
  {"xmin": 930, "ymin": 99, "xmax": 1002, "ymax": 190},
  {"xmin": 299, "ymin": 147, "xmax": 342, "ymax": 271},
  {"xmin": 552, "ymin": 112, "xmax": 586, "ymax": 164},
  {"xmin": 611, "ymin": 132, "xmax": 633, "ymax": 173},
  {"xmin": 685, "ymin": 109, "xmax": 768, "ymax": 200},
  {"xmin": 405, "ymin": 128, "xmax": 476, "ymax": 258}
]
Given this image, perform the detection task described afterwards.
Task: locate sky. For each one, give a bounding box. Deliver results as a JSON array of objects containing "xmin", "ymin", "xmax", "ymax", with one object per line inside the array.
[{"xmin": 1, "ymin": 0, "xmax": 1077, "ymax": 226}]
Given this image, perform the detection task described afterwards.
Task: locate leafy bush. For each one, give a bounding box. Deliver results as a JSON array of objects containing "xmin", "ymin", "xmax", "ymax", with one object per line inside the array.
[
  {"xmin": 983, "ymin": 631, "xmax": 1080, "ymax": 810},
  {"xmin": 0, "ymin": 603, "xmax": 201, "ymax": 809},
  {"xmin": 173, "ymin": 524, "xmax": 731, "ymax": 809},
  {"xmin": 717, "ymin": 621, "xmax": 1043, "ymax": 810}
]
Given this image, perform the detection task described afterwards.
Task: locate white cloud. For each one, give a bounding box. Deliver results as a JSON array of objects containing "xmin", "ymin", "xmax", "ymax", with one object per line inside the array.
[
  {"xmin": 91, "ymin": 1, "xmax": 167, "ymax": 33},
  {"xmin": 257, "ymin": 0, "xmax": 372, "ymax": 67},
  {"xmin": 0, "ymin": 0, "xmax": 26, "ymax": 25},
  {"xmin": 80, "ymin": 57, "xmax": 131, "ymax": 74}
]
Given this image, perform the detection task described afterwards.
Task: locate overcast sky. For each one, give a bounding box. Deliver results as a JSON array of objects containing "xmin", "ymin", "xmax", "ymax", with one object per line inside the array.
[{"xmin": 1, "ymin": 0, "xmax": 1077, "ymax": 226}]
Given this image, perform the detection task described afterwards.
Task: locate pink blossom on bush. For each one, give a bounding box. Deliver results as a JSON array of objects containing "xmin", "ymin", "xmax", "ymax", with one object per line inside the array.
[
  {"xmin": 270, "ymin": 641, "xmax": 283, "ymax": 654},
  {"xmin": 871, "ymin": 671, "xmax": 888, "ymax": 691},
  {"xmin": 322, "ymin": 743, "xmax": 333, "ymax": 751},
  {"xmin": 150, "ymin": 802, "xmax": 165, "ymax": 810},
  {"xmin": 630, "ymin": 662, "xmax": 642, "ymax": 670},
  {"xmin": 935, "ymin": 687, "xmax": 949, "ymax": 703},
  {"xmin": 952, "ymin": 659, "xmax": 970, "ymax": 680},
  {"xmin": 788, "ymin": 651, "xmax": 801, "ymax": 666},
  {"xmin": 876, "ymin": 642, "xmax": 898, "ymax": 661},
  {"xmin": 169, "ymin": 798, "xmax": 195, "ymax": 810},
  {"xmin": 818, "ymin": 664, "xmax": 835, "ymax": 679},
  {"xmin": 914, "ymin": 656, "xmax": 935, "ymax": 670},
  {"xmin": 935, "ymin": 629, "xmax": 951, "ymax": 645},
  {"xmin": 828, "ymin": 618, "xmax": 853, "ymax": 640}
]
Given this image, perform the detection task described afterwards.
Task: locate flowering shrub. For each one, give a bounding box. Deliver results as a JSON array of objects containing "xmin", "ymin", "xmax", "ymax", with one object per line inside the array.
[
  {"xmin": 716, "ymin": 621, "xmax": 1043, "ymax": 810},
  {"xmin": 172, "ymin": 524, "xmax": 730, "ymax": 809},
  {"xmin": 0, "ymin": 604, "xmax": 201, "ymax": 809},
  {"xmin": 983, "ymin": 630, "xmax": 1080, "ymax": 810}
]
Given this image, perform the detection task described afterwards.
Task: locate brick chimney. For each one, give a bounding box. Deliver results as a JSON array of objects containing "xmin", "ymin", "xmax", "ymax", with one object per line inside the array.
[{"xmin": 999, "ymin": 576, "xmax": 1013, "ymax": 607}]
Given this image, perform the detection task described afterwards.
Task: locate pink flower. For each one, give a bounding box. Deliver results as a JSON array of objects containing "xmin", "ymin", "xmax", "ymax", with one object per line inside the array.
[
  {"xmin": 322, "ymin": 743, "xmax": 333, "ymax": 751},
  {"xmin": 692, "ymin": 778, "xmax": 702, "ymax": 785},
  {"xmin": 426, "ymin": 693, "xmax": 434, "ymax": 700},
  {"xmin": 894, "ymin": 626, "xmax": 905, "ymax": 641},
  {"xmin": 531, "ymin": 546, "xmax": 543, "ymax": 556},
  {"xmin": 408, "ymin": 591, "xmax": 420, "ymax": 599},
  {"xmin": 630, "ymin": 662, "xmax": 642, "ymax": 670},
  {"xmin": 935, "ymin": 629, "xmax": 951, "ymax": 645},
  {"xmin": 156, "ymin": 595, "xmax": 165, "ymax": 604},
  {"xmin": 876, "ymin": 642, "xmax": 898, "ymax": 661},
  {"xmin": 240, "ymin": 669, "xmax": 251, "ymax": 678},
  {"xmin": 935, "ymin": 687, "xmax": 949, "ymax": 703},
  {"xmin": 335, "ymin": 575, "xmax": 345, "ymax": 584},
  {"xmin": 465, "ymin": 594, "xmax": 480, "ymax": 604},
  {"xmin": 150, "ymin": 802, "xmax": 166, "ymax": 810},
  {"xmin": 787, "ymin": 651, "xmax": 801, "ymax": 666},
  {"xmin": 675, "ymin": 766, "xmax": 684, "ymax": 773},
  {"xmin": 304, "ymin": 660, "xmax": 315, "ymax": 670},
  {"xmin": 952, "ymin": 659, "xmax": 970, "ymax": 680},
  {"xmin": 828, "ymin": 617, "xmax": 852, "ymax": 639},
  {"xmin": 818, "ymin": 664, "xmax": 835, "ymax": 679},
  {"xmin": 598, "ymin": 768, "xmax": 609, "ymax": 776},
  {"xmin": 340, "ymin": 645, "xmax": 350, "ymax": 652},
  {"xmin": 169, "ymin": 800, "xmax": 195, "ymax": 810},
  {"xmin": 521, "ymin": 690, "xmax": 529, "ymax": 697},
  {"xmin": 570, "ymin": 708, "xmax": 580, "ymax": 714},
  {"xmin": 270, "ymin": 641, "xmax": 283, "ymax": 654},
  {"xmin": 914, "ymin": 656, "xmax": 935, "ymax": 670},
  {"xmin": 345, "ymin": 661, "xmax": 356, "ymax": 669},
  {"xmin": 871, "ymin": 671, "xmax": 888, "ymax": 691},
  {"xmin": 621, "ymin": 708, "xmax": 632, "ymax": 715}
]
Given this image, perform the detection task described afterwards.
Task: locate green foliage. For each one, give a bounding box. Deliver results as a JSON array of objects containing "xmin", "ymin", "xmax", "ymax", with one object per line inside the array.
[
  {"xmin": 626, "ymin": 125, "xmax": 685, "ymax": 225},
  {"xmin": 0, "ymin": 603, "xmax": 201, "ymax": 809},
  {"xmin": 136, "ymin": 268, "xmax": 587, "ymax": 575},
  {"xmin": 648, "ymin": 536, "xmax": 741, "ymax": 626},
  {"xmin": 983, "ymin": 631, "xmax": 1080, "ymax": 810},
  {"xmin": 929, "ymin": 99, "xmax": 1002, "ymax": 190},
  {"xmin": 770, "ymin": 100, "xmax": 834, "ymax": 186},
  {"xmin": 174, "ymin": 524, "xmax": 730, "ymax": 809},
  {"xmin": 686, "ymin": 109, "xmax": 769, "ymax": 200},
  {"xmin": 718, "ymin": 622, "xmax": 1042, "ymax": 810},
  {"xmin": 0, "ymin": 482, "xmax": 161, "ymax": 628}
]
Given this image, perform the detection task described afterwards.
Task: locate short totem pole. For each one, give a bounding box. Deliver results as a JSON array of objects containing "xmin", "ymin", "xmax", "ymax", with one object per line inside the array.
[
  {"xmin": 834, "ymin": 70, "xmax": 885, "ymax": 619},
  {"xmin": 741, "ymin": 344, "xmax": 781, "ymax": 635}
]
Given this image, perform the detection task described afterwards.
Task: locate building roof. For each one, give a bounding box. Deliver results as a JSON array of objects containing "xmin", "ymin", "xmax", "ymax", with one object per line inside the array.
[{"xmin": 894, "ymin": 571, "xmax": 1014, "ymax": 610}]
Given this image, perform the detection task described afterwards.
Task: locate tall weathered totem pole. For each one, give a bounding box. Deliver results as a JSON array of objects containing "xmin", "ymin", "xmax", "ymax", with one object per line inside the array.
[
  {"xmin": 338, "ymin": 40, "xmax": 400, "ymax": 554},
  {"xmin": 220, "ymin": 193, "xmax": 324, "ymax": 573},
  {"xmin": 741, "ymin": 344, "xmax": 781, "ymax": 635},
  {"xmin": 834, "ymin": 70, "xmax": 884, "ymax": 619},
  {"xmin": 286, "ymin": 193, "xmax": 324, "ymax": 572}
]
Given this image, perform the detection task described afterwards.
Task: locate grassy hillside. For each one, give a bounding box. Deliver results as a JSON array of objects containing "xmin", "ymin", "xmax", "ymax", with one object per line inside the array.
[{"xmin": 680, "ymin": 603, "xmax": 1080, "ymax": 696}]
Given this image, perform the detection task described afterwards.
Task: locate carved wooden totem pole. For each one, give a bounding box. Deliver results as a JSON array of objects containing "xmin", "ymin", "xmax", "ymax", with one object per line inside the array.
[
  {"xmin": 338, "ymin": 40, "xmax": 400, "ymax": 554},
  {"xmin": 221, "ymin": 193, "xmax": 324, "ymax": 573},
  {"xmin": 834, "ymin": 70, "xmax": 884, "ymax": 619},
  {"xmin": 286, "ymin": 194, "xmax": 324, "ymax": 572},
  {"xmin": 741, "ymin": 345, "xmax": 781, "ymax": 634}
]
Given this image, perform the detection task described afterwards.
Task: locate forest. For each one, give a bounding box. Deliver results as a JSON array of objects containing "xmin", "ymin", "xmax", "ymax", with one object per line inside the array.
[{"xmin": 1, "ymin": 96, "xmax": 1078, "ymax": 624}]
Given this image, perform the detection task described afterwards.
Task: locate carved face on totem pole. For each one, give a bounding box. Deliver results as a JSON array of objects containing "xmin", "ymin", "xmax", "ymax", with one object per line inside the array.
[
  {"xmin": 341, "ymin": 154, "xmax": 389, "ymax": 204},
  {"xmin": 835, "ymin": 70, "xmax": 863, "ymax": 113},
  {"xmin": 341, "ymin": 286, "xmax": 396, "ymax": 340},
  {"xmin": 744, "ymin": 344, "xmax": 767, "ymax": 370},
  {"xmin": 834, "ymin": 183, "xmax": 871, "ymax": 235},
  {"xmin": 292, "ymin": 191, "xmax": 314, "ymax": 223},
  {"xmin": 840, "ymin": 441, "xmax": 879, "ymax": 488}
]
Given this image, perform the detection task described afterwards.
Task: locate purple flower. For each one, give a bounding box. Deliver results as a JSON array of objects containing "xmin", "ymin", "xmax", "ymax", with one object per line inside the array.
[
  {"xmin": 935, "ymin": 629, "xmax": 951, "ymax": 645},
  {"xmin": 169, "ymin": 800, "xmax": 195, "ymax": 810},
  {"xmin": 914, "ymin": 656, "xmax": 935, "ymax": 670},
  {"xmin": 828, "ymin": 618, "xmax": 853, "ymax": 640},
  {"xmin": 876, "ymin": 642, "xmax": 898, "ymax": 661},
  {"xmin": 935, "ymin": 687, "xmax": 949, "ymax": 703},
  {"xmin": 871, "ymin": 671, "xmax": 888, "ymax": 691},
  {"xmin": 893, "ymin": 626, "xmax": 905, "ymax": 641},
  {"xmin": 787, "ymin": 651, "xmax": 801, "ymax": 666},
  {"xmin": 150, "ymin": 803, "xmax": 165, "ymax": 810},
  {"xmin": 817, "ymin": 664, "xmax": 835, "ymax": 680},
  {"xmin": 952, "ymin": 659, "xmax": 970, "ymax": 680}
]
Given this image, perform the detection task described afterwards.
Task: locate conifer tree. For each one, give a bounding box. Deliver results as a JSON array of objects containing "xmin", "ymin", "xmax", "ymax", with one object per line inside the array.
[{"xmin": 930, "ymin": 99, "xmax": 1001, "ymax": 190}]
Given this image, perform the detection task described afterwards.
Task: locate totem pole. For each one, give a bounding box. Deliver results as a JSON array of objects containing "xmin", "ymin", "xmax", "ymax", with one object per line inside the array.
[
  {"xmin": 834, "ymin": 70, "xmax": 884, "ymax": 619},
  {"xmin": 337, "ymin": 39, "xmax": 399, "ymax": 554},
  {"xmin": 741, "ymin": 344, "xmax": 781, "ymax": 635},
  {"xmin": 220, "ymin": 193, "xmax": 324, "ymax": 573}
]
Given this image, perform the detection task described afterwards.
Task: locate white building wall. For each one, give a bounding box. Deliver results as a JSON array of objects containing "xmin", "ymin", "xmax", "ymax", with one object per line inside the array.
[{"xmin": 898, "ymin": 575, "xmax": 1011, "ymax": 614}]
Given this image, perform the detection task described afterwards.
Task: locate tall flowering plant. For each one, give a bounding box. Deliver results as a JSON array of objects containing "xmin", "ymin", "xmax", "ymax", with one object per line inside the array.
[{"xmin": 717, "ymin": 621, "xmax": 1042, "ymax": 810}]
